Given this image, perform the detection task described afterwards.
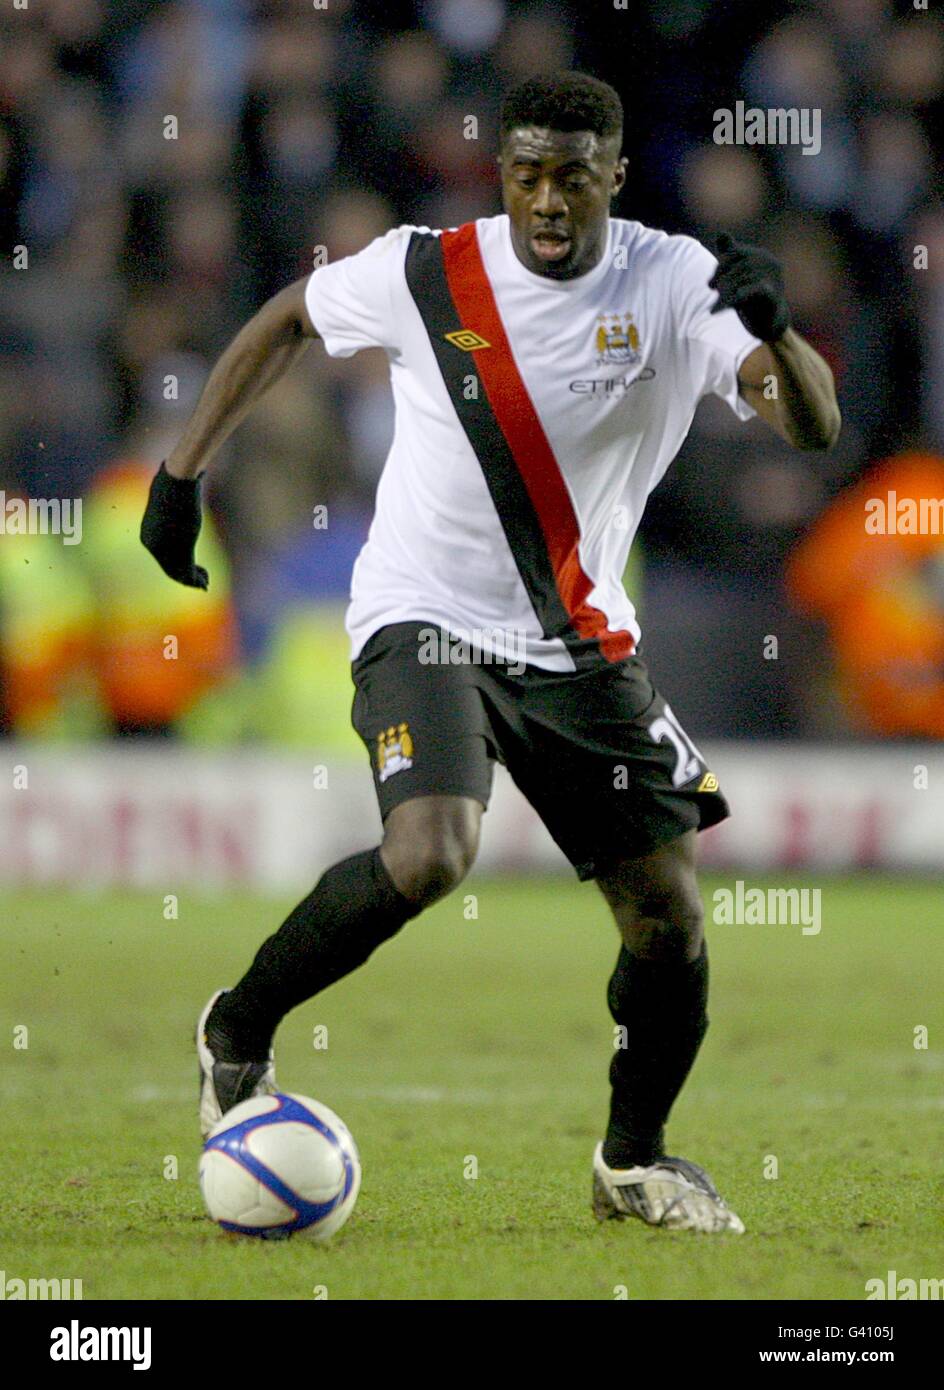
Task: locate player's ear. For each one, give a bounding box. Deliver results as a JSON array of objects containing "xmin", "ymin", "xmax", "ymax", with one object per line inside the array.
[{"xmin": 611, "ymin": 155, "xmax": 628, "ymax": 198}]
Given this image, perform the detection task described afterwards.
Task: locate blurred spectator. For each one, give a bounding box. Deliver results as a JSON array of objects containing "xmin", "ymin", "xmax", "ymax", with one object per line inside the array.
[
  {"xmin": 0, "ymin": 457, "xmax": 238, "ymax": 738},
  {"xmin": 82, "ymin": 457, "xmax": 239, "ymax": 734},
  {"xmin": 788, "ymin": 451, "xmax": 944, "ymax": 737},
  {"xmin": 680, "ymin": 145, "xmax": 770, "ymax": 237}
]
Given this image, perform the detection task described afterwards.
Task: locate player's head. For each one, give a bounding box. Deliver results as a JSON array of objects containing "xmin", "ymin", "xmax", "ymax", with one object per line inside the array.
[{"xmin": 498, "ymin": 70, "xmax": 626, "ymax": 281}]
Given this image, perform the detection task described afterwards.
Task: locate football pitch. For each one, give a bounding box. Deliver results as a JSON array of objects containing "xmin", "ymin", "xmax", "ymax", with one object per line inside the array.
[{"xmin": 2, "ymin": 874, "xmax": 941, "ymax": 1301}]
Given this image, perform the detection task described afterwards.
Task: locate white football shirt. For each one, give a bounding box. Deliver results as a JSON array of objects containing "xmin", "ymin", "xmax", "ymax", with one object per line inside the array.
[{"xmin": 304, "ymin": 213, "xmax": 762, "ymax": 672}]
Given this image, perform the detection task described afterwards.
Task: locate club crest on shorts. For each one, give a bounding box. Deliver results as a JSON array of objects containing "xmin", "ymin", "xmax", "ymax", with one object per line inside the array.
[{"xmin": 377, "ymin": 722, "xmax": 414, "ymax": 782}]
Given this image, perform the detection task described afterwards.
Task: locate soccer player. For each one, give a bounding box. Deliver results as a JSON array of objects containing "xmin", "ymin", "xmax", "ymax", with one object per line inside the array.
[{"xmin": 141, "ymin": 72, "xmax": 840, "ymax": 1233}]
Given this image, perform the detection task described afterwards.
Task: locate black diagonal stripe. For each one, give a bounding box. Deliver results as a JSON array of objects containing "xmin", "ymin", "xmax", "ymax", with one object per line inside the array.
[{"xmin": 404, "ymin": 230, "xmax": 601, "ymax": 669}]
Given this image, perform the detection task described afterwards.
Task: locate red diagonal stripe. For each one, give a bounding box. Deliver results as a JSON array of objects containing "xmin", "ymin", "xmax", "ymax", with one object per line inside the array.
[{"xmin": 440, "ymin": 223, "xmax": 633, "ymax": 663}]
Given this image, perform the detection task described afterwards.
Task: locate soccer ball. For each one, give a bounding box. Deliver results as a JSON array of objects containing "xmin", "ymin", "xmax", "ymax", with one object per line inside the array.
[{"xmin": 199, "ymin": 1092, "xmax": 361, "ymax": 1241}]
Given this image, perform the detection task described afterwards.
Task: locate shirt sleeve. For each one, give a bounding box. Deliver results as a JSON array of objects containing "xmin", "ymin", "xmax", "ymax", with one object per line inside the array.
[
  {"xmin": 673, "ymin": 235, "xmax": 763, "ymax": 421},
  {"xmin": 304, "ymin": 225, "xmax": 411, "ymax": 358}
]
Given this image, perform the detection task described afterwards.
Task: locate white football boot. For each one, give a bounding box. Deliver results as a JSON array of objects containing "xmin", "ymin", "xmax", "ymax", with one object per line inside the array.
[
  {"xmin": 197, "ymin": 989, "xmax": 278, "ymax": 1140},
  {"xmin": 592, "ymin": 1142, "xmax": 745, "ymax": 1233}
]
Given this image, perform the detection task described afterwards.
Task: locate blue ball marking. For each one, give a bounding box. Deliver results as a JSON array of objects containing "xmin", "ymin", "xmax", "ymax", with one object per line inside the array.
[{"xmin": 205, "ymin": 1093, "xmax": 357, "ymax": 1236}]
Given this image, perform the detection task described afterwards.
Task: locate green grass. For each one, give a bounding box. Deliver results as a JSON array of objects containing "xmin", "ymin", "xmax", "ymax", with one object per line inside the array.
[{"xmin": 1, "ymin": 875, "xmax": 942, "ymax": 1300}]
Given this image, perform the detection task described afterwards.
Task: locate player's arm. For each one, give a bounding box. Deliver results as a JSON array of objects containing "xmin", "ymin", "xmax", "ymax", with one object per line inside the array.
[
  {"xmin": 709, "ymin": 233, "xmax": 841, "ymax": 453},
  {"xmin": 140, "ymin": 278, "xmax": 319, "ymax": 587},
  {"xmin": 737, "ymin": 333, "xmax": 840, "ymax": 451}
]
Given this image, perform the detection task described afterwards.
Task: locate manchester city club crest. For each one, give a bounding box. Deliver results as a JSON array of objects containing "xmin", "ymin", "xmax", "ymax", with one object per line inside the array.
[
  {"xmin": 377, "ymin": 722, "xmax": 414, "ymax": 783},
  {"xmin": 595, "ymin": 314, "xmax": 641, "ymax": 366}
]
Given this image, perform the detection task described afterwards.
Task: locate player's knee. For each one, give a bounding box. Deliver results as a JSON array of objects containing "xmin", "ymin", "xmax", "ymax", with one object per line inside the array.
[
  {"xmin": 393, "ymin": 834, "xmax": 476, "ymax": 908},
  {"xmin": 618, "ymin": 892, "xmax": 704, "ymax": 961},
  {"xmin": 382, "ymin": 804, "xmax": 480, "ymax": 909}
]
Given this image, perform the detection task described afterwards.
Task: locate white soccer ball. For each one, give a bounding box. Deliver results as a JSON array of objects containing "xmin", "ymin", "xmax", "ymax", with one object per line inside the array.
[{"xmin": 199, "ymin": 1092, "xmax": 361, "ymax": 1241}]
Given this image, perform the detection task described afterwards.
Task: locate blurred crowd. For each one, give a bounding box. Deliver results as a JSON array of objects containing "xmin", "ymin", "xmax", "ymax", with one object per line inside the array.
[{"xmin": 1, "ymin": 0, "xmax": 943, "ymax": 740}]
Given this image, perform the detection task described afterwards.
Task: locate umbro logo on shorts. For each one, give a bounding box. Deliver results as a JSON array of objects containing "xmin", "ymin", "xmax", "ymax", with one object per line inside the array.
[{"xmin": 444, "ymin": 329, "xmax": 491, "ymax": 351}]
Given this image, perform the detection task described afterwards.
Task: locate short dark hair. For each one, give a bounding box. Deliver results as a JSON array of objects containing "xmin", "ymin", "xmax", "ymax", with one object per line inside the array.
[{"xmin": 499, "ymin": 70, "xmax": 623, "ymax": 146}]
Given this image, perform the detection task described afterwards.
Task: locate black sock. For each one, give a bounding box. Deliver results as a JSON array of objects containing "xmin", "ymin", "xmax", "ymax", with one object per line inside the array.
[
  {"xmin": 602, "ymin": 941, "xmax": 709, "ymax": 1168},
  {"xmin": 208, "ymin": 847, "xmax": 419, "ymax": 1060}
]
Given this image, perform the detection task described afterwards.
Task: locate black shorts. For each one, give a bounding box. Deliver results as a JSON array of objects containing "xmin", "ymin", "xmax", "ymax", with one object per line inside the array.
[{"xmin": 350, "ymin": 621, "xmax": 729, "ymax": 881}]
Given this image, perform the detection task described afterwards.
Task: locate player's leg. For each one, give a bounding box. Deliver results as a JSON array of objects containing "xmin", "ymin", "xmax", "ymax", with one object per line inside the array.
[
  {"xmin": 208, "ymin": 792, "xmax": 482, "ymax": 1059},
  {"xmin": 198, "ymin": 795, "xmax": 482, "ymax": 1136},
  {"xmin": 482, "ymin": 657, "xmax": 716, "ymax": 1166},
  {"xmin": 198, "ymin": 621, "xmax": 495, "ymax": 1134},
  {"xmin": 586, "ymin": 764, "xmax": 742, "ymax": 1229},
  {"xmin": 595, "ymin": 829, "xmax": 707, "ymax": 1169},
  {"xmin": 479, "ymin": 653, "xmax": 742, "ymax": 1229}
]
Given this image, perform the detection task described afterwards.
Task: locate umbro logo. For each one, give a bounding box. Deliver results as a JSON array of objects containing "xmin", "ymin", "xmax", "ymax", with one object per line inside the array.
[{"xmin": 444, "ymin": 330, "xmax": 491, "ymax": 351}]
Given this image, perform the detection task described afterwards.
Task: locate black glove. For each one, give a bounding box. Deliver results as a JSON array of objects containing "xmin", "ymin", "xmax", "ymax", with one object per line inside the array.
[
  {"xmin": 709, "ymin": 232, "xmax": 791, "ymax": 342},
  {"xmin": 140, "ymin": 461, "xmax": 209, "ymax": 589}
]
